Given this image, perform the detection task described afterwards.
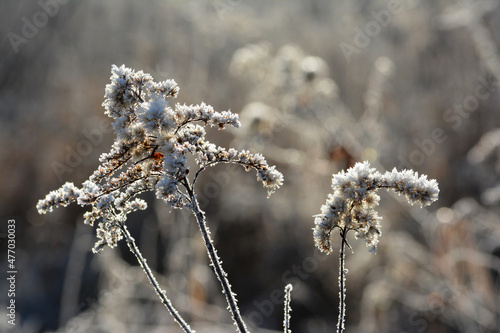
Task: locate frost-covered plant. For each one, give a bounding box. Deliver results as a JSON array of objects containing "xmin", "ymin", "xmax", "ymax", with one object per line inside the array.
[
  {"xmin": 313, "ymin": 161, "xmax": 439, "ymax": 333},
  {"xmin": 283, "ymin": 284, "xmax": 293, "ymax": 333},
  {"xmin": 37, "ymin": 64, "xmax": 283, "ymax": 333}
]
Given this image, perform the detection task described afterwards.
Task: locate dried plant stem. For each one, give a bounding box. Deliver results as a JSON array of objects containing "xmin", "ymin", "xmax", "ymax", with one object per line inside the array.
[
  {"xmin": 283, "ymin": 284, "xmax": 293, "ymax": 333},
  {"xmin": 183, "ymin": 178, "xmax": 249, "ymax": 333},
  {"xmin": 118, "ymin": 220, "xmax": 194, "ymax": 333},
  {"xmin": 337, "ymin": 229, "xmax": 347, "ymax": 333}
]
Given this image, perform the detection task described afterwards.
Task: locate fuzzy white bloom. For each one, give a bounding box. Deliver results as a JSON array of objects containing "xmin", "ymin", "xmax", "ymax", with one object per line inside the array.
[
  {"xmin": 136, "ymin": 93, "xmax": 175, "ymax": 135},
  {"xmin": 36, "ymin": 182, "xmax": 81, "ymax": 214},
  {"xmin": 257, "ymin": 166, "xmax": 284, "ymax": 197},
  {"xmin": 313, "ymin": 161, "xmax": 439, "ymax": 254},
  {"xmin": 381, "ymin": 168, "xmax": 440, "ymax": 207},
  {"xmin": 37, "ymin": 64, "xmax": 283, "ymax": 252}
]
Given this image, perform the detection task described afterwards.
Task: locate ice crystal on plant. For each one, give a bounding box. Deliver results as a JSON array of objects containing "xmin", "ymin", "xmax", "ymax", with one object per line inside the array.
[
  {"xmin": 37, "ymin": 64, "xmax": 283, "ymax": 253},
  {"xmin": 313, "ymin": 161, "xmax": 439, "ymax": 254}
]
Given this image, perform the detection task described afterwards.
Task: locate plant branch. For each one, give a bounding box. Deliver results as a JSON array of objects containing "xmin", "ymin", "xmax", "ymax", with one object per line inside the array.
[
  {"xmin": 337, "ymin": 228, "xmax": 347, "ymax": 333},
  {"xmin": 118, "ymin": 219, "xmax": 194, "ymax": 333},
  {"xmin": 182, "ymin": 177, "xmax": 249, "ymax": 333}
]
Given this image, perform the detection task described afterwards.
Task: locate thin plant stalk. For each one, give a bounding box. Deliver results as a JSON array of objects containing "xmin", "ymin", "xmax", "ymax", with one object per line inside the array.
[
  {"xmin": 183, "ymin": 177, "xmax": 249, "ymax": 333},
  {"xmin": 118, "ymin": 220, "xmax": 195, "ymax": 333},
  {"xmin": 283, "ymin": 284, "xmax": 293, "ymax": 333},
  {"xmin": 337, "ymin": 229, "xmax": 347, "ymax": 333}
]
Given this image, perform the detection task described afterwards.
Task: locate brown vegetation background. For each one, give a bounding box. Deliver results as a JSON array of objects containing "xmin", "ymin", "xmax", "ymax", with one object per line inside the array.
[{"xmin": 1, "ymin": 0, "xmax": 499, "ymax": 332}]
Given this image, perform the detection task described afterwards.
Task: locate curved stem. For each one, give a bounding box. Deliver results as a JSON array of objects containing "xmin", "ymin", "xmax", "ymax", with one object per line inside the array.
[
  {"xmin": 183, "ymin": 177, "xmax": 249, "ymax": 333},
  {"xmin": 118, "ymin": 220, "xmax": 194, "ymax": 333},
  {"xmin": 337, "ymin": 229, "xmax": 347, "ymax": 333}
]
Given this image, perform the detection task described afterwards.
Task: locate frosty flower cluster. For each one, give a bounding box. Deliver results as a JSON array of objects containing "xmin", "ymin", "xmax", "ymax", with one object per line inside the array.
[
  {"xmin": 314, "ymin": 161, "xmax": 439, "ymax": 254},
  {"xmin": 37, "ymin": 64, "xmax": 283, "ymax": 252}
]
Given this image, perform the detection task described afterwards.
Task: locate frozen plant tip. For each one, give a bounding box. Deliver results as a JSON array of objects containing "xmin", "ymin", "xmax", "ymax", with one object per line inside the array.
[
  {"xmin": 283, "ymin": 284, "xmax": 293, "ymax": 333},
  {"xmin": 37, "ymin": 64, "xmax": 284, "ymax": 333},
  {"xmin": 313, "ymin": 161, "xmax": 439, "ymax": 333},
  {"xmin": 313, "ymin": 161, "xmax": 439, "ymax": 254}
]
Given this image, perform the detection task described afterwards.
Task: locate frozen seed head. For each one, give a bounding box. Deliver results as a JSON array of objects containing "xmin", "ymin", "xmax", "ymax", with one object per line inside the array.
[
  {"xmin": 313, "ymin": 161, "xmax": 439, "ymax": 254},
  {"xmin": 37, "ymin": 64, "xmax": 283, "ymax": 252},
  {"xmin": 36, "ymin": 182, "xmax": 81, "ymax": 214},
  {"xmin": 381, "ymin": 167, "xmax": 440, "ymax": 207}
]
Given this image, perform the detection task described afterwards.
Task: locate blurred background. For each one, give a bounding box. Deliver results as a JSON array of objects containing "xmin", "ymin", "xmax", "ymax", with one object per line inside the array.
[{"xmin": 1, "ymin": 0, "xmax": 500, "ymax": 332}]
